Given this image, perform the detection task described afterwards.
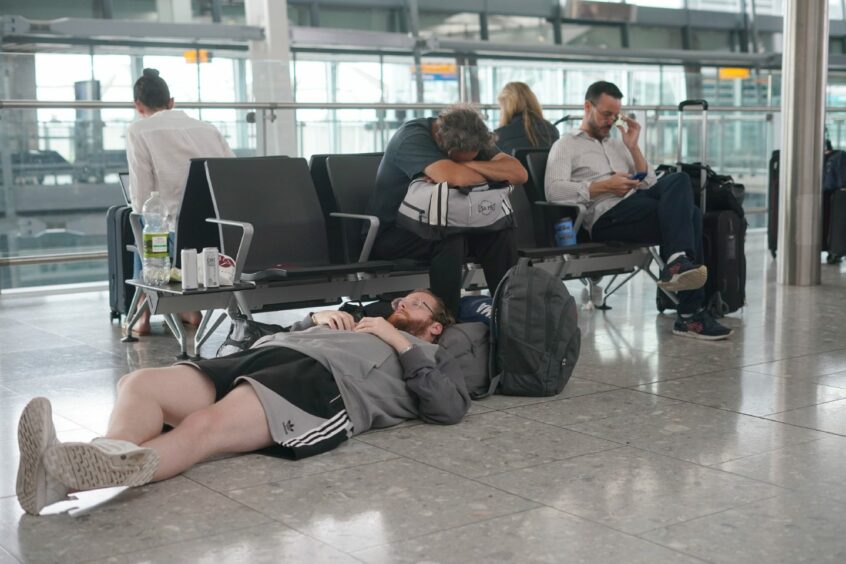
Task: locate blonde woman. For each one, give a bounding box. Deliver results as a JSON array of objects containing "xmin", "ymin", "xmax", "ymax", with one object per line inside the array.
[{"xmin": 494, "ymin": 82, "xmax": 560, "ymax": 154}]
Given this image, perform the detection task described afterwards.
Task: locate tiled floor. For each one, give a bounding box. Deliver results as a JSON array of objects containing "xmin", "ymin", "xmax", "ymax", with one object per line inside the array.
[{"xmin": 2, "ymin": 231, "xmax": 846, "ymax": 563}]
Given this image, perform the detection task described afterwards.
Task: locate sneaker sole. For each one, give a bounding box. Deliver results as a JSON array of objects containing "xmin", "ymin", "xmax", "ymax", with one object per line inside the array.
[
  {"xmin": 43, "ymin": 442, "xmax": 158, "ymax": 491},
  {"xmin": 16, "ymin": 398, "xmax": 55, "ymax": 515},
  {"xmin": 672, "ymin": 327, "xmax": 734, "ymax": 341},
  {"xmin": 658, "ymin": 265, "xmax": 708, "ymax": 292}
]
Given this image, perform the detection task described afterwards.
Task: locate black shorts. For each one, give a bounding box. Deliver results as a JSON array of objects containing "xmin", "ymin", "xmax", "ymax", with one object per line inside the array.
[{"xmin": 181, "ymin": 346, "xmax": 352, "ymax": 459}]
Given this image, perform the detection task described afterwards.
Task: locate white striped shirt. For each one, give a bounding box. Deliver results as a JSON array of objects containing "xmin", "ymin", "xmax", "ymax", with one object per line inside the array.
[{"xmin": 544, "ymin": 129, "xmax": 657, "ymax": 232}]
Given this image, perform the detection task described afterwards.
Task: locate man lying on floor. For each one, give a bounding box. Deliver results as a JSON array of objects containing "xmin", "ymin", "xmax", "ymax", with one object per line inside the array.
[{"xmin": 17, "ymin": 290, "xmax": 467, "ymax": 515}]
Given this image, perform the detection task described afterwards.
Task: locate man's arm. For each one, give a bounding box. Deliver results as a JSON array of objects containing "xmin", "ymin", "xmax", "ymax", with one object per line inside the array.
[
  {"xmin": 424, "ymin": 159, "xmax": 487, "ymax": 186},
  {"xmin": 354, "ymin": 317, "xmax": 471, "ymax": 424},
  {"xmin": 463, "ymin": 153, "xmax": 529, "ymax": 185},
  {"xmin": 545, "ymin": 138, "xmax": 638, "ymax": 202}
]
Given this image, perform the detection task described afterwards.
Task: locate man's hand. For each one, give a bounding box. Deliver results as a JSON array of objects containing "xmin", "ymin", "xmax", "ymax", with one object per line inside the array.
[
  {"xmin": 593, "ymin": 172, "xmax": 640, "ymax": 197},
  {"xmin": 617, "ymin": 114, "xmax": 641, "ymax": 149},
  {"xmin": 354, "ymin": 316, "xmax": 412, "ymax": 352},
  {"xmin": 311, "ymin": 310, "xmax": 356, "ymax": 331}
]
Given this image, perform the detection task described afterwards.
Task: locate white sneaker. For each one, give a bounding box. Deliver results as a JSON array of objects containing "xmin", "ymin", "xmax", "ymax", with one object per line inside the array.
[
  {"xmin": 16, "ymin": 398, "xmax": 69, "ymax": 515},
  {"xmin": 43, "ymin": 438, "xmax": 159, "ymax": 491}
]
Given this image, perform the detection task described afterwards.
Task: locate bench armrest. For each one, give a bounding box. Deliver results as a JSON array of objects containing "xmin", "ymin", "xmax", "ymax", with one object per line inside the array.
[
  {"xmin": 127, "ymin": 212, "xmax": 143, "ymax": 254},
  {"xmin": 205, "ymin": 218, "xmax": 254, "ymax": 283},
  {"xmin": 330, "ymin": 212, "xmax": 380, "ymax": 262}
]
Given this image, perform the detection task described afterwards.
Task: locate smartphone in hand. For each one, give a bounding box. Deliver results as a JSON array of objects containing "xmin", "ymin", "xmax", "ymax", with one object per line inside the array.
[{"xmin": 629, "ymin": 172, "xmax": 647, "ymax": 181}]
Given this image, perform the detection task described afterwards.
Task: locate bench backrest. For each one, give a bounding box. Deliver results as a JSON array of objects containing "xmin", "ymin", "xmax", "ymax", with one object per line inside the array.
[
  {"xmin": 205, "ymin": 156, "xmax": 331, "ymax": 273},
  {"xmin": 326, "ymin": 153, "xmax": 384, "ymax": 262}
]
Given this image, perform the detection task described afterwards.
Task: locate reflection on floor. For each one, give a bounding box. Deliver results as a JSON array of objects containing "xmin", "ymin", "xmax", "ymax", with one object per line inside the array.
[{"xmin": 2, "ymin": 231, "xmax": 846, "ymax": 563}]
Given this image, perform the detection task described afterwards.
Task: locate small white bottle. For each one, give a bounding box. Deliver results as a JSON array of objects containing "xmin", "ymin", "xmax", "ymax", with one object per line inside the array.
[
  {"xmin": 202, "ymin": 247, "xmax": 220, "ymax": 288},
  {"xmin": 181, "ymin": 249, "xmax": 198, "ymax": 290}
]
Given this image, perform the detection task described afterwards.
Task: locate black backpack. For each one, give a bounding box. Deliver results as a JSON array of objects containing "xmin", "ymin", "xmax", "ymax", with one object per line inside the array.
[{"xmin": 483, "ymin": 259, "xmax": 581, "ymax": 397}]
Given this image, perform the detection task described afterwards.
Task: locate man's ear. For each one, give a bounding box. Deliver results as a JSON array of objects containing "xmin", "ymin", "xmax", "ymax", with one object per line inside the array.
[
  {"xmin": 167, "ymin": 97, "xmax": 175, "ymax": 110},
  {"xmin": 583, "ymin": 100, "xmax": 592, "ymax": 115},
  {"xmin": 428, "ymin": 321, "xmax": 444, "ymax": 339},
  {"xmin": 134, "ymin": 100, "xmax": 146, "ymax": 116}
]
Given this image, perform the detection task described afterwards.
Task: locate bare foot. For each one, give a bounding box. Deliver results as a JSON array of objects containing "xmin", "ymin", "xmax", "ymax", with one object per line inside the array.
[
  {"xmin": 179, "ymin": 311, "xmax": 202, "ymax": 327},
  {"xmin": 126, "ymin": 309, "xmax": 151, "ymax": 336}
]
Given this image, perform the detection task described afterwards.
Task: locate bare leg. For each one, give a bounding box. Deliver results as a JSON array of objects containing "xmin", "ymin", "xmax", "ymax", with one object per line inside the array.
[
  {"xmin": 106, "ymin": 365, "xmax": 216, "ymax": 446},
  {"xmin": 140, "ymin": 383, "xmax": 272, "ymax": 481}
]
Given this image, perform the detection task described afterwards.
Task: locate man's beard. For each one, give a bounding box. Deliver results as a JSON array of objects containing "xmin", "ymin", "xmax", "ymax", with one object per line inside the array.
[
  {"xmin": 586, "ymin": 118, "xmax": 611, "ymax": 140},
  {"xmin": 387, "ymin": 311, "xmax": 430, "ymax": 339}
]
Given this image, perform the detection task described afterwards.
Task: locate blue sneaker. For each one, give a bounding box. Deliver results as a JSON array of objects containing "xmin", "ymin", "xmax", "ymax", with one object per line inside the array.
[
  {"xmin": 658, "ymin": 255, "xmax": 707, "ymax": 292},
  {"xmin": 673, "ymin": 310, "xmax": 733, "ymax": 341}
]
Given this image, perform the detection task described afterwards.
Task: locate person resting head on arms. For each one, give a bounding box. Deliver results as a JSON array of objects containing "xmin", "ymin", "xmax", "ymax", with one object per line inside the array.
[{"xmin": 16, "ymin": 290, "xmax": 465, "ymax": 515}]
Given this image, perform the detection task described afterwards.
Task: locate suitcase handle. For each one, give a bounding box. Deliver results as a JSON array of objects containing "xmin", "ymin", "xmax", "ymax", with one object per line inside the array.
[{"xmin": 678, "ymin": 99, "xmax": 709, "ymax": 111}]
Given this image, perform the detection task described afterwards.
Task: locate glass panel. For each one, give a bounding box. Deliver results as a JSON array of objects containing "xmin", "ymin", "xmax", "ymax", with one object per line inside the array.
[
  {"xmin": 629, "ymin": 26, "xmax": 684, "ymax": 50},
  {"xmin": 419, "ymin": 12, "xmax": 482, "ymax": 40},
  {"xmin": 562, "ymin": 24, "xmax": 623, "ymax": 49},
  {"xmin": 318, "ymin": 7, "xmax": 394, "ymax": 32},
  {"xmin": 486, "ymin": 16, "xmax": 555, "ymax": 45}
]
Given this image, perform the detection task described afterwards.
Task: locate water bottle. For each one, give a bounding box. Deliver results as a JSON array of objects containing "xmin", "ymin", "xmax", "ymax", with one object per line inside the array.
[
  {"xmin": 554, "ymin": 217, "xmax": 577, "ymax": 247},
  {"xmin": 141, "ymin": 191, "xmax": 171, "ymax": 286}
]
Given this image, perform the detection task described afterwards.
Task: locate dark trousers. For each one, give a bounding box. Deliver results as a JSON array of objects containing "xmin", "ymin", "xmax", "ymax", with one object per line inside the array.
[
  {"xmin": 371, "ymin": 225, "xmax": 518, "ymax": 315},
  {"xmin": 591, "ymin": 172, "xmax": 704, "ymax": 314}
]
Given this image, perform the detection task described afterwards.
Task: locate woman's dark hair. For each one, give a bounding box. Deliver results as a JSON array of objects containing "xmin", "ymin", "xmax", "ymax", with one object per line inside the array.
[{"xmin": 133, "ymin": 68, "xmax": 171, "ymax": 109}]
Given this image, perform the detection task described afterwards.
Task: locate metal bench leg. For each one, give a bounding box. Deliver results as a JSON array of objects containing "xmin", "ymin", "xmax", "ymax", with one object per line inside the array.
[
  {"xmin": 193, "ymin": 311, "xmax": 228, "ymax": 359},
  {"xmin": 121, "ymin": 289, "xmax": 148, "ymax": 343},
  {"xmin": 162, "ymin": 314, "xmax": 189, "ymax": 360}
]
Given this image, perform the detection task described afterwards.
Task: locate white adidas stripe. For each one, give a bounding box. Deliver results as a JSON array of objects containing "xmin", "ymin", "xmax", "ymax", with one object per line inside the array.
[{"xmin": 282, "ymin": 410, "xmax": 352, "ymax": 447}]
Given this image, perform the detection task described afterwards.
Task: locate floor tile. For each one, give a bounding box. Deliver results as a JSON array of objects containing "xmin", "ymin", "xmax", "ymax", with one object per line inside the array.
[
  {"xmin": 91, "ymin": 522, "xmax": 360, "ymax": 564},
  {"xmin": 226, "ymin": 458, "xmax": 539, "ymax": 552},
  {"xmin": 468, "ymin": 377, "xmax": 618, "ymax": 410},
  {"xmin": 636, "ymin": 369, "xmax": 846, "ymax": 416},
  {"xmin": 353, "ymin": 507, "xmax": 703, "ymax": 564},
  {"xmin": 574, "ymin": 351, "xmax": 723, "ymax": 387},
  {"xmin": 480, "ymin": 447, "xmax": 783, "ymax": 535},
  {"xmin": 0, "ymin": 477, "xmax": 270, "ymax": 562},
  {"xmin": 641, "ymin": 491, "xmax": 846, "ymax": 563},
  {"xmin": 565, "ymin": 402, "xmax": 824, "ymax": 466},
  {"xmin": 184, "ymin": 439, "xmax": 400, "ymax": 492},
  {"xmin": 357, "ymin": 411, "xmax": 620, "ymax": 478},
  {"xmin": 765, "ymin": 397, "xmax": 846, "ymax": 435},
  {"xmin": 506, "ymin": 389, "xmax": 681, "ymax": 427}
]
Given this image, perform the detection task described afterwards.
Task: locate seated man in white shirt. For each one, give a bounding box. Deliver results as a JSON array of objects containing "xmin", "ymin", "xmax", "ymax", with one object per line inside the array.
[
  {"xmin": 544, "ymin": 81, "xmax": 731, "ymax": 341},
  {"xmin": 127, "ymin": 68, "xmax": 235, "ymax": 334}
]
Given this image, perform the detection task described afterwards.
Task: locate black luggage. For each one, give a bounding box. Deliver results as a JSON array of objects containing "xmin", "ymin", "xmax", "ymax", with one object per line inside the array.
[
  {"xmin": 767, "ymin": 150, "xmax": 779, "ymax": 257},
  {"xmin": 702, "ymin": 210, "xmax": 746, "ymax": 315},
  {"xmin": 828, "ymin": 188, "xmax": 846, "ymax": 259},
  {"xmin": 657, "ymin": 100, "xmax": 746, "ymax": 317},
  {"xmin": 768, "ymin": 149, "xmax": 837, "ymax": 261},
  {"xmin": 107, "ymin": 205, "xmax": 135, "ymax": 321}
]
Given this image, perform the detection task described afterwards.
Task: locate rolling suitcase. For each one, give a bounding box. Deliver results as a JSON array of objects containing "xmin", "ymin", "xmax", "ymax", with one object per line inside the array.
[
  {"xmin": 770, "ymin": 150, "xmax": 836, "ymax": 260},
  {"xmin": 107, "ymin": 204, "xmax": 135, "ymax": 321},
  {"xmin": 767, "ymin": 150, "xmax": 779, "ymax": 257},
  {"xmin": 828, "ymin": 188, "xmax": 846, "ymax": 260},
  {"xmin": 657, "ymin": 99, "xmax": 746, "ymax": 316},
  {"xmin": 703, "ymin": 210, "xmax": 746, "ymax": 315}
]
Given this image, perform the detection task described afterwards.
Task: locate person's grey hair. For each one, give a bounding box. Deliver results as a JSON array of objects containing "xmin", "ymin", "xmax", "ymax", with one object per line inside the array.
[{"xmin": 434, "ymin": 104, "xmax": 496, "ymax": 155}]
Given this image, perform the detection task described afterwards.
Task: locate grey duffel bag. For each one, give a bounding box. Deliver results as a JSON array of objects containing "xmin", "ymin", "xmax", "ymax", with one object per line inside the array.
[{"xmin": 397, "ymin": 178, "xmax": 515, "ymax": 240}]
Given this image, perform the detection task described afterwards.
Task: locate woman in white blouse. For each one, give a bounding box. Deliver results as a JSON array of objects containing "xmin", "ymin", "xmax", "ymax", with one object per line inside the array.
[{"xmin": 126, "ymin": 68, "xmax": 235, "ymax": 334}]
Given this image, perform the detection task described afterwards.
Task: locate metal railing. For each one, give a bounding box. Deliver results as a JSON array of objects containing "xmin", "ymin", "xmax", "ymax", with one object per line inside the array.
[{"xmin": 2, "ymin": 99, "xmax": 846, "ymax": 275}]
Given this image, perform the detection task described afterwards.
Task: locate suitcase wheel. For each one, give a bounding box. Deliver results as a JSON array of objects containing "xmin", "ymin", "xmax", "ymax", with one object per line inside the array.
[{"xmin": 706, "ymin": 292, "xmax": 729, "ymax": 318}]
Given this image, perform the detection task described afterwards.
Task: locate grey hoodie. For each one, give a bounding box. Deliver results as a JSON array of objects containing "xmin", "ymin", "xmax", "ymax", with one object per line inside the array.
[{"xmin": 252, "ymin": 317, "xmax": 471, "ymax": 434}]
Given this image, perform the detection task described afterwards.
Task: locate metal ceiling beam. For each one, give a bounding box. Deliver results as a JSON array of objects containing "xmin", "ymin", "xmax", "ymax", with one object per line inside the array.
[{"xmin": 1, "ymin": 16, "xmax": 263, "ymax": 42}]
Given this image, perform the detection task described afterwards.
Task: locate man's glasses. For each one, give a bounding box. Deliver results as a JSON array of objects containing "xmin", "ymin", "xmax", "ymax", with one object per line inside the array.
[
  {"xmin": 391, "ymin": 297, "xmax": 435, "ymax": 316},
  {"xmin": 590, "ymin": 101, "xmax": 619, "ymax": 123}
]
